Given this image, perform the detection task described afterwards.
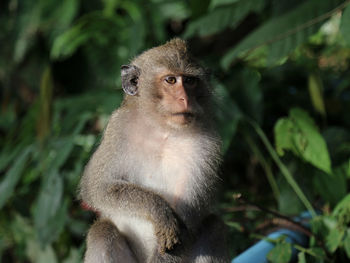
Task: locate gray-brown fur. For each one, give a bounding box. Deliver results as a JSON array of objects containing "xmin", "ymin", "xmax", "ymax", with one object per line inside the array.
[{"xmin": 79, "ymin": 38, "xmax": 229, "ymax": 262}]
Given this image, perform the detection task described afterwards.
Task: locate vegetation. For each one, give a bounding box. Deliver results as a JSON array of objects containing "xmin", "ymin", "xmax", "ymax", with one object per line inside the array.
[{"xmin": 1, "ymin": 0, "xmax": 350, "ymax": 262}]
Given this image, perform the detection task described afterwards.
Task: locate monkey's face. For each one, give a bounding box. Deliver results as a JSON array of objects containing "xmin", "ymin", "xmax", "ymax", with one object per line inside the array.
[
  {"xmin": 122, "ymin": 38, "xmax": 212, "ymax": 129},
  {"xmin": 152, "ymin": 70, "xmax": 207, "ymax": 127}
]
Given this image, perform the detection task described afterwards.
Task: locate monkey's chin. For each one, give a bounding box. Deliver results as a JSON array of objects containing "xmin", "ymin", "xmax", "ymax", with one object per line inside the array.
[{"xmin": 168, "ymin": 113, "xmax": 194, "ymax": 127}]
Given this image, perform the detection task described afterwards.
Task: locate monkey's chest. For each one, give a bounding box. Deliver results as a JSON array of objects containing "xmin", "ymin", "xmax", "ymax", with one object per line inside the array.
[
  {"xmin": 148, "ymin": 146, "xmax": 194, "ymax": 202},
  {"xmin": 132, "ymin": 137, "xmax": 202, "ymax": 209}
]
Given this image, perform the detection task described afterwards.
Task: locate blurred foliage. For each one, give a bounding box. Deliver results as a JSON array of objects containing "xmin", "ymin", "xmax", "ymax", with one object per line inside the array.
[{"xmin": 1, "ymin": 0, "xmax": 350, "ymax": 262}]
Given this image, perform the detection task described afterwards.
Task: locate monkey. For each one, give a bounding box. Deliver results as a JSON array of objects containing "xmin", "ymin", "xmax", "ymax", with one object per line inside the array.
[{"xmin": 79, "ymin": 38, "xmax": 229, "ymax": 263}]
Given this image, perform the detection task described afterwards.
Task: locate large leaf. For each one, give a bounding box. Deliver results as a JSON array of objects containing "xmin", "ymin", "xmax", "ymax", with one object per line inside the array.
[
  {"xmin": 184, "ymin": 0, "xmax": 265, "ymax": 38},
  {"xmin": 323, "ymin": 127, "xmax": 350, "ymax": 166},
  {"xmin": 340, "ymin": 4, "xmax": 350, "ymax": 46},
  {"xmin": 267, "ymin": 242, "xmax": 292, "ymax": 263},
  {"xmin": 14, "ymin": 0, "xmax": 79, "ymax": 63},
  {"xmin": 313, "ymin": 168, "xmax": 346, "ymax": 206},
  {"xmin": 234, "ymin": 69, "xmax": 263, "ymax": 123},
  {"xmin": 62, "ymin": 248, "xmax": 82, "ymax": 263},
  {"xmin": 0, "ymin": 147, "xmax": 32, "ymax": 209},
  {"xmin": 33, "ymin": 170, "xmax": 67, "ymax": 245},
  {"xmin": 308, "ymin": 72, "xmax": 326, "ymax": 117},
  {"xmin": 333, "ymin": 193, "xmax": 350, "ymax": 225},
  {"xmin": 209, "ymin": 0, "xmax": 240, "ymax": 10},
  {"xmin": 326, "ymin": 227, "xmax": 344, "ymax": 253},
  {"xmin": 311, "ymin": 216, "xmax": 331, "ymax": 239},
  {"xmin": 10, "ymin": 214, "xmax": 35, "ymax": 247},
  {"xmin": 277, "ymin": 176, "xmax": 304, "ymax": 214},
  {"xmin": 297, "ymin": 252, "xmax": 306, "ymax": 263},
  {"xmin": 26, "ymin": 242, "xmax": 58, "ymax": 263},
  {"xmin": 8, "ymin": 214, "xmax": 57, "ymax": 262},
  {"xmin": 213, "ymin": 79, "xmax": 242, "ymax": 152},
  {"xmin": 51, "ymin": 13, "xmax": 124, "ymax": 60},
  {"xmin": 13, "ymin": 3, "xmax": 41, "ymax": 63},
  {"xmin": 344, "ymin": 228, "xmax": 350, "ymax": 259},
  {"xmin": 37, "ymin": 66, "xmax": 54, "ymax": 140},
  {"xmin": 274, "ymin": 108, "xmax": 332, "ymax": 174},
  {"xmin": 0, "ymin": 143, "xmax": 26, "ymax": 172},
  {"xmin": 222, "ymin": 0, "xmax": 345, "ymax": 68}
]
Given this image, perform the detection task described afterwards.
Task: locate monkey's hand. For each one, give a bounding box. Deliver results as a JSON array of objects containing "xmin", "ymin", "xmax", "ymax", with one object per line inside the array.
[
  {"xmin": 154, "ymin": 206, "xmax": 182, "ymax": 254},
  {"xmin": 84, "ymin": 181, "xmax": 184, "ymax": 254}
]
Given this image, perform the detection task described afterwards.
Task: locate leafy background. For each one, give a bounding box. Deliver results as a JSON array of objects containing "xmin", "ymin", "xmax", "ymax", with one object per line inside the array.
[{"xmin": 1, "ymin": 0, "xmax": 350, "ymax": 262}]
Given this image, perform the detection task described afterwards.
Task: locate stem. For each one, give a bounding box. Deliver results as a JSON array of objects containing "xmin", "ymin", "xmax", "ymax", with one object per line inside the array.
[
  {"xmin": 243, "ymin": 133, "xmax": 280, "ymax": 202},
  {"xmin": 247, "ymin": 119, "xmax": 316, "ymax": 217},
  {"xmin": 233, "ymin": 193, "xmax": 311, "ymax": 235}
]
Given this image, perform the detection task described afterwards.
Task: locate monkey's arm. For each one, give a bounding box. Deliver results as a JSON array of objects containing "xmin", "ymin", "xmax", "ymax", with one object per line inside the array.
[
  {"xmin": 82, "ymin": 177, "xmax": 182, "ymax": 254},
  {"xmin": 79, "ymin": 110, "xmax": 183, "ymax": 253}
]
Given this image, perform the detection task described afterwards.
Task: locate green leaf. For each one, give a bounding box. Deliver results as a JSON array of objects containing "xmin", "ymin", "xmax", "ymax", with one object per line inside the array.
[
  {"xmin": 209, "ymin": 0, "xmax": 239, "ymax": 9},
  {"xmin": 340, "ymin": 5, "xmax": 350, "ymax": 46},
  {"xmin": 49, "ymin": 136, "xmax": 78, "ymax": 171},
  {"xmin": 62, "ymin": 247, "xmax": 82, "ymax": 263},
  {"xmin": 333, "ymin": 194, "xmax": 350, "ymax": 225},
  {"xmin": 308, "ymin": 72, "xmax": 326, "ymax": 117},
  {"xmin": 213, "ymin": 79, "xmax": 242, "ymax": 152},
  {"xmin": 37, "ymin": 66, "xmax": 54, "ymax": 140},
  {"xmin": 313, "ymin": 169, "xmax": 346, "ymax": 206},
  {"xmin": 306, "ymin": 247, "xmax": 326, "ymax": 259},
  {"xmin": 155, "ymin": 1, "xmax": 189, "ymax": 20},
  {"xmin": 277, "ymin": 176, "xmax": 304, "ymax": 215},
  {"xmin": 0, "ymin": 105, "xmax": 16, "ymax": 131},
  {"xmin": 10, "ymin": 213, "xmax": 35, "ymax": 245},
  {"xmin": 326, "ymin": 227, "xmax": 344, "ymax": 253},
  {"xmin": 13, "ymin": 4, "xmax": 41, "ymax": 63},
  {"xmin": 26, "ymin": 242, "xmax": 58, "ymax": 263},
  {"xmin": 221, "ymin": 0, "xmax": 345, "ymax": 69},
  {"xmin": 50, "ymin": 22, "xmax": 90, "ymax": 60},
  {"xmin": 274, "ymin": 118, "xmax": 294, "ymax": 156},
  {"xmin": 274, "ymin": 108, "xmax": 332, "ymax": 174},
  {"xmin": 323, "ymin": 127, "xmax": 350, "ymax": 165},
  {"xmin": 0, "ymin": 143, "xmax": 26, "ymax": 171},
  {"xmin": 0, "ymin": 147, "xmax": 32, "ymax": 209},
  {"xmin": 209, "ymin": 0, "xmax": 241, "ymax": 9},
  {"xmin": 235, "ymin": 69, "xmax": 263, "ymax": 123},
  {"xmin": 188, "ymin": 0, "xmax": 211, "ymax": 18},
  {"xmin": 251, "ymin": 119, "xmax": 316, "ymax": 215},
  {"xmin": 45, "ymin": 0, "xmax": 80, "ymax": 42},
  {"xmin": 312, "ymin": 215, "xmax": 346, "ymax": 253},
  {"xmin": 311, "ymin": 216, "xmax": 328, "ymax": 237},
  {"xmin": 11, "ymin": 215, "xmax": 58, "ymax": 263},
  {"xmin": 267, "ymin": 242, "xmax": 292, "ymax": 263},
  {"xmin": 184, "ymin": 0, "xmax": 265, "ymax": 38},
  {"xmin": 13, "ymin": 0, "xmax": 79, "ymax": 63},
  {"xmin": 33, "ymin": 170, "xmax": 67, "ymax": 245},
  {"xmin": 102, "ymin": 0, "xmax": 119, "ymax": 17},
  {"xmin": 51, "ymin": 13, "xmax": 123, "ymax": 60},
  {"xmin": 344, "ymin": 229, "xmax": 350, "ymax": 259},
  {"xmin": 298, "ymin": 252, "xmax": 306, "ymax": 263}
]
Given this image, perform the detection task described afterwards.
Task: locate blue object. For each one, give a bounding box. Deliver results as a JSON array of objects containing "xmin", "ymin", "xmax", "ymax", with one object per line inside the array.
[{"xmin": 232, "ymin": 212, "xmax": 312, "ymax": 263}]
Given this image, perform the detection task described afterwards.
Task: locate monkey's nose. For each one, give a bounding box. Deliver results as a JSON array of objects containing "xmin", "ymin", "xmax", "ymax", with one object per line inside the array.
[{"xmin": 179, "ymin": 97, "xmax": 188, "ymax": 110}]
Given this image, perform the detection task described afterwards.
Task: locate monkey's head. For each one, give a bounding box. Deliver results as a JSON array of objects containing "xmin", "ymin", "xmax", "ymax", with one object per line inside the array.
[{"xmin": 121, "ymin": 38, "xmax": 212, "ymax": 129}]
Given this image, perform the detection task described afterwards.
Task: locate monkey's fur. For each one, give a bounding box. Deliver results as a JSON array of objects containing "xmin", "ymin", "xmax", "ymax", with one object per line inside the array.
[{"xmin": 79, "ymin": 38, "xmax": 229, "ymax": 263}]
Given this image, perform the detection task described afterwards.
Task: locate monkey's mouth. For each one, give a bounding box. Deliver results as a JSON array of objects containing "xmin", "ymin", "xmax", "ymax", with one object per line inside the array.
[
  {"xmin": 172, "ymin": 112, "xmax": 194, "ymax": 118},
  {"xmin": 170, "ymin": 112, "xmax": 195, "ymax": 125}
]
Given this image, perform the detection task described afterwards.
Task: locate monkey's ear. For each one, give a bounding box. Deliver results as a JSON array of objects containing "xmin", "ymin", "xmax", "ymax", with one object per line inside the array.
[{"xmin": 121, "ymin": 64, "xmax": 140, "ymax": 96}]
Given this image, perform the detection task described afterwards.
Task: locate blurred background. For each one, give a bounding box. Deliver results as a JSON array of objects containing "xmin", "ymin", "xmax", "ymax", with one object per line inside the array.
[{"xmin": 1, "ymin": 0, "xmax": 350, "ymax": 262}]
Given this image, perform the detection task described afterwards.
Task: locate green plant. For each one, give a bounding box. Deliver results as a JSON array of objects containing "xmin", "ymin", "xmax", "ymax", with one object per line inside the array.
[{"xmin": 1, "ymin": 0, "xmax": 350, "ymax": 262}]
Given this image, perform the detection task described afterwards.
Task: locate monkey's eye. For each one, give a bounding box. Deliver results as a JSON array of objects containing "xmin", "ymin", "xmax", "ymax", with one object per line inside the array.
[
  {"xmin": 165, "ymin": 76, "xmax": 177, "ymax": 84},
  {"xmin": 184, "ymin": 76, "xmax": 197, "ymax": 87}
]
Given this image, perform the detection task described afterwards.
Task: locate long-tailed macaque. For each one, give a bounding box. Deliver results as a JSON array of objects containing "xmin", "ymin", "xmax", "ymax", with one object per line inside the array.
[{"xmin": 79, "ymin": 38, "xmax": 229, "ymax": 263}]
